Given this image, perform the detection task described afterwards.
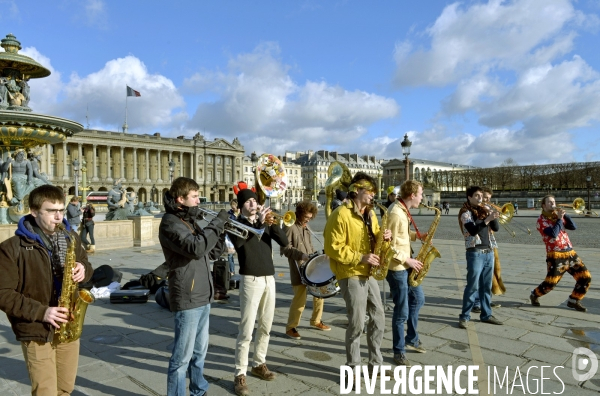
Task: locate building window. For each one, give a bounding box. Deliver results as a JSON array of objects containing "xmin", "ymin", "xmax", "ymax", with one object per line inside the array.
[
  {"xmin": 217, "ymin": 156, "xmax": 221, "ymax": 165},
  {"xmin": 207, "ymin": 156, "xmax": 213, "ymax": 164},
  {"xmin": 226, "ymin": 157, "xmax": 231, "ymax": 165},
  {"xmin": 207, "ymin": 171, "xmax": 213, "ymax": 182},
  {"xmin": 217, "ymin": 171, "xmax": 221, "ymax": 182},
  {"xmin": 51, "ymin": 163, "xmax": 57, "ymax": 176},
  {"xmin": 226, "ymin": 171, "xmax": 231, "ymax": 182}
]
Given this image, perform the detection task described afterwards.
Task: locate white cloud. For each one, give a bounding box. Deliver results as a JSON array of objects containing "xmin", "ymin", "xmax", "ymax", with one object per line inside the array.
[
  {"xmin": 82, "ymin": 0, "xmax": 108, "ymax": 29},
  {"xmin": 392, "ymin": 0, "xmax": 600, "ymax": 166},
  {"xmin": 185, "ymin": 43, "xmax": 399, "ymax": 155},
  {"xmin": 0, "ymin": 0, "xmax": 19, "ymax": 21},
  {"xmin": 23, "ymin": 50, "xmax": 185, "ymax": 132}
]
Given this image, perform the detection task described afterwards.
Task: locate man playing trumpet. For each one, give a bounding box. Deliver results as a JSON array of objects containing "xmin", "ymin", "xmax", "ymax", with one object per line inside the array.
[
  {"xmin": 324, "ymin": 172, "xmax": 392, "ymax": 377},
  {"xmin": 530, "ymin": 196, "xmax": 591, "ymax": 311}
]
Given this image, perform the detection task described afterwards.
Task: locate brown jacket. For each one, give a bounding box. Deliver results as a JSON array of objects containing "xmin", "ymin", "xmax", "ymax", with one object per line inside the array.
[
  {"xmin": 0, "ymin": 217, "xmax": 93, "ymax": 342},
  {"xmin": 281, "ymin": 223, "xmax": 316, "ymax": 286}
]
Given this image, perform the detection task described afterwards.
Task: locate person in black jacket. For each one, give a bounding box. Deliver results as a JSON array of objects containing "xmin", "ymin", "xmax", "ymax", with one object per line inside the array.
[
  {"xmin": 229, "ymin": 183, "xmax": 288, "ymax": 396},
  {"xmin": 159, "ymin": 177, "xmax": 228, "ymax": 396}
]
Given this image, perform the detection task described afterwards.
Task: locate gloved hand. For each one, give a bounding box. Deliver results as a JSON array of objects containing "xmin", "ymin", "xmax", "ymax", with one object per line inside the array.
[{"xmin": 217, "ymin": 209, "xmax": 230, "ymax": 222}]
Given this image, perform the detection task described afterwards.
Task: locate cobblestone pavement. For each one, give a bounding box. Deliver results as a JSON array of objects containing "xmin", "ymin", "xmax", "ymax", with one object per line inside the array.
[{"xmin": 0, "ymin": 212, "xmax": 599, "ymax": 395}]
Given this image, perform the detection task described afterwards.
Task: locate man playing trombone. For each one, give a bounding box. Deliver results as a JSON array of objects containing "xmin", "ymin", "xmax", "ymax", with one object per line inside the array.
[
  {"xmin": 530, "ymin": 195, "xmax": 591, "ymax": 312},
  {"xmin": 471, "ymin": 187, "xmax": 505, "ymax": 313},
  {"xmin": 282, "ymin": 201, "xmax": 331, "ymax": 340},
  {"xmin": 458, "ymin": 186, "xmax": 502, "ymax": 329}
]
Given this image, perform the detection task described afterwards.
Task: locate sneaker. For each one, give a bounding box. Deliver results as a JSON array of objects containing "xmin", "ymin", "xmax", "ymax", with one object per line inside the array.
[
  {"xmin": 491, "ymin": 302, "xmax": 501, "ymax": 308},
  {"xmin": 234, "ymin": 374, "xmax": 249, "ymax": 396},
  {"xmin": 482, "ymin": 316, "xmax": 503, "ymax": 325},
  {"xmin": 251, "ymin": 363, "xmax": 276, "ymax": 381},
  {"xmin": 567, "ymin": 300, "xmax": 587, "ymax": 312},
  {"xmin": 458, "ymin": 319, "xmax": 468, "ymax": 329},
  {"xmin": 530, "ymin": 293, "xmax": 540, "ymax": 307},
  {"xmin": 393, "ymin": 353, "xmax": 411, "ymax": 366},
  {"xmin": 406, "ymin": 343, "xmax": 427, "ymax": 353},
  {"xmin": 472, "ymin": 306, "xmax": 481, "ymax": 313},
  {"xmin": 311, "ymin": 321, "xmax": 331, "ymax": 331},
  {"xmin": 285, "ymin": 328, "xmax": 301, "ymax": 340}
]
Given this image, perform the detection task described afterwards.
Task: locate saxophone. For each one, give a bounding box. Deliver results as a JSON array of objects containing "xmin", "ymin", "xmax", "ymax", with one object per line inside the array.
[
  {"xmin": 371, "ymin": 203, "xmax": 396, "ymax": 281},
  {"xmin": 55, "ymin": 224, "xmax": 95, "ymax": 343},
  {"xmin": 408, "ymin": 204, "xmax": 441, "ymax": 287}
]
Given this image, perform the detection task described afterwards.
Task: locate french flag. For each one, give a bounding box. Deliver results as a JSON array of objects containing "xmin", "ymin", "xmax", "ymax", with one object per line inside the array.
[{"xmin": 126, "ymin": 86, "xmax": 141, "ymax": 97}]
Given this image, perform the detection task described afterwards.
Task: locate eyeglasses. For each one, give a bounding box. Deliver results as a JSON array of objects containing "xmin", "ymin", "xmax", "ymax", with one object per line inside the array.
[{"xmin": 40, "ymin": 209, "xmax": 67, "ymax": 216}]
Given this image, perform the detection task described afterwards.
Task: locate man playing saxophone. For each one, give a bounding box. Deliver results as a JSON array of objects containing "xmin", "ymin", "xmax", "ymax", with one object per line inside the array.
[
  {"xmin": 386, "ymin": 180, "xmax": 428, "ymax": 367},
  {"xmin": 324, "ymin": 172, "xmax": 391, "ymax": 377},
  {"xmin": 0, "ymin": 185, "xmax": 93, "ymax": 395}
]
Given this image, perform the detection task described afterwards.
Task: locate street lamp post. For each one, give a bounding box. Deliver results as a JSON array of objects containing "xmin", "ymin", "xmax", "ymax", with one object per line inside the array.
[
  {"xmin": 483, "ymin": 177, "xmax": 487, "ymax": 187},
  {"xmin": 72, "ymin": 158, "xmax": 80, "ymax": 198},
  {"xmin": 168, "ymin": 159, "xmax": 175, "ymax": 184},
  {"xmin": 401, "ymin": 134, "xmax": 412, "ymax": 181},
  {"xmin": 587, "ymin": 175, "xmax": 592, "ymax": 216}
]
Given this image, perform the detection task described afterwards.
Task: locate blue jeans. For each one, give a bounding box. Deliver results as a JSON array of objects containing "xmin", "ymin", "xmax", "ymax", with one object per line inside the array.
[
  {"xmin": 167, "ymin": 305, "xmax": 211, "ymax": 396},
  {"xmin": 80, "ymin": 222, "xmax": 95, "ymax": 245},
  {"xmin": 386, "ymin": 270, "xmax": 425, "ymax": 354},
  {"xmin": 228, "ymin": 254, "xmax": 235, "ymax": 273},
  {"xmin": 460, "ymin": 250, "xmax": 493, "ymax": 321}
]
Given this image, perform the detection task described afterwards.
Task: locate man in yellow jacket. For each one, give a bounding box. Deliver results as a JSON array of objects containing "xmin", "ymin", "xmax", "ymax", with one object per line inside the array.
[
  {"xmin": 324, "ymin": 172, "xmax": 391, "ymax": 374},
  {"xmin": 386, "ymin": 180, "xmax": 428, "ymax": 368}
]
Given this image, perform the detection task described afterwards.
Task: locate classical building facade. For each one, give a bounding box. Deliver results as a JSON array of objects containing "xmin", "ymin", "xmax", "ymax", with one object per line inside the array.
[
  {"xmin": 382, "ymin": 158, "xmax": 478, "ymax": 192},
  {"xmin": 40, "ymin": 129, "xmax": 245, "ymax": 203},
  {"xmin": 290, "ymin": 150, "xmax": 382, "ymax": 201}
]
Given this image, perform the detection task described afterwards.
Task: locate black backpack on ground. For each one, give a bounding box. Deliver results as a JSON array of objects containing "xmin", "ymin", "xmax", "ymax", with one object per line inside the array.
[
  {"xmin": 122, "ymin": 262, "xmax": 168, "ymax": 294},
  {"xmin": 80, "ymin": 264, "xmax": 123, "ymax": 289}
]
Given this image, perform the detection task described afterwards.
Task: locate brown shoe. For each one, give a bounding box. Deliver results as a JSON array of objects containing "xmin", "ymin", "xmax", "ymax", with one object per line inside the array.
[
  {"xmin": 285, "ymin": 328, "xmax": 301, "ymax": 339},
  {"xmin": 311, "ymin": 321, "xmax": 331, "ymax": 331},
  {"xmin": 234, "ymin": 374, "xmax": 249, "ymax": 396},
  {"xmin": 251, "ymin": 363, "xmax": 276, "ymax": 381},
  {"xmin": 530, "ymin": 293, "xmax": 541, "ymax": 307},
  {"xmin": 567, "ymin": 300, "xmax": 587, "ymax": 312}
]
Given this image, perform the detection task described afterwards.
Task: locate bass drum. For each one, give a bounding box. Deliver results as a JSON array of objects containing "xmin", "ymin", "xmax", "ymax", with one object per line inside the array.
[{"xmin": 299, "ymin": 254, "xmax": 340, "ymax": 299}]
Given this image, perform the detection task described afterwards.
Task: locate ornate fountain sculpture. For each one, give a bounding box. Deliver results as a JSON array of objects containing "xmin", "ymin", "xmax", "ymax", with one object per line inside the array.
[{"xmin": 0, "ymin": 33, "xmax": 83, "ymax": 223}]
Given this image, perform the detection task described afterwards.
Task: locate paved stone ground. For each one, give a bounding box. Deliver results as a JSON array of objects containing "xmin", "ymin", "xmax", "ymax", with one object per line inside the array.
[{"xmin": 1, "ymin": 210, "xmax": 599, "ymax": 395}]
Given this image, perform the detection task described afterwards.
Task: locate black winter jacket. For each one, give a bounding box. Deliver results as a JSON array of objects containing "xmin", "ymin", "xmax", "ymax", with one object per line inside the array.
[
  {"xmin": 159, "ymin": 192, "xmax": 226, "ymax": 311},
  {"xmin": 229, "ymin": 215, "xmax": 288, "ymax": 276},
  {"xmin": 0, "ymin": 216, "xmax": 93, "ymax": 342}
]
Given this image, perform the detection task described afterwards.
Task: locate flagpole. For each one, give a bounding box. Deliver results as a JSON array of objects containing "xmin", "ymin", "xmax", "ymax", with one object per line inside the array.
[{"xmin": 123, "ymin": 86, "xmax": 128, "ymax": 133}]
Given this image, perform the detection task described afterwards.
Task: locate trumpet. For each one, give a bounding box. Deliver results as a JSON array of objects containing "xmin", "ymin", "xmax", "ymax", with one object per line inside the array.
[
  {"xmin": 267, "ymin": 210, "xmax": 296, "ymax": 227},
  {"xmin": 197, "ymin": 207, "xmax": 264, "ymax": 240}
]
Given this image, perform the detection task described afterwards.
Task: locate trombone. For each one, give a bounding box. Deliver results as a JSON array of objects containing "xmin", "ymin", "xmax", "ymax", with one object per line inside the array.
[
  {"xmin": 556, "ymin": 197, "xmax": 598, "ymax": 216},
  {"xmin": 484, "ymin": 202, "xmax": 531, "ymax": 237},
  {"xmin": 268, "ymin": 210, "xmax": 296, "ymax": 227},
  {"xmin": 197, "ymin": 207, "xmax": 264, "ymax": 240}
]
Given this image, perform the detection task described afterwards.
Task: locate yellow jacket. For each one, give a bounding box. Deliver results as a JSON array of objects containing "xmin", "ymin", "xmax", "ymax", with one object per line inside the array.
[
  {"xmin": 387, "ymin": 201, "xmax": 417, "ymax": 271},
  {"xmin": 324, "ymin": 200, "xmax": 380, "ymax": 280}
]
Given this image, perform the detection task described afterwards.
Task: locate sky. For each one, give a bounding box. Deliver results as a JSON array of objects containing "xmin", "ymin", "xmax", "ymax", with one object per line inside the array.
[{"xmin": 2, "ymin": 0, "xmax": 600, "ymax": 167}]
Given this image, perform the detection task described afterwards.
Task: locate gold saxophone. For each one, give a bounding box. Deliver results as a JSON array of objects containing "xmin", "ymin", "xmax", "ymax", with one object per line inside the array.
[
  {"xmin": 371, "ymin": 203, "xmax": 396, "ymax": 281},
  {"xmin": 55, "ymin": 224, "xmax": 95, "ymax": 343},
  {"xmin": 408, "ymin": 204, "xmax": 441, "ymax": 287}
]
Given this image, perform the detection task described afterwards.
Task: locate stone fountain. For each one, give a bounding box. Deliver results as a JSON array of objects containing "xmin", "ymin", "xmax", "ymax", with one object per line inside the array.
[{"xmin": 0, "ymin": 33, "xmax": 83, "ymax": 223}]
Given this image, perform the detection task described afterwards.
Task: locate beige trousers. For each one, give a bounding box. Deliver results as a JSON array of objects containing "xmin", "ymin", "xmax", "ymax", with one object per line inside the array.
[
  {"xmin": 286, "ymin": 284, "xmax": 324, "ymax": 331},
  {"xmin": 21, "ymin": 339, "xmax": 80, "ymax": 396}
]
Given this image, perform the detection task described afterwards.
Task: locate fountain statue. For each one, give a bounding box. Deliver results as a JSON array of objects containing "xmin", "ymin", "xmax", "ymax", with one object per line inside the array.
[{"xmin": 0, "ymin": 33, "xmax": 83, "ymax": 223}]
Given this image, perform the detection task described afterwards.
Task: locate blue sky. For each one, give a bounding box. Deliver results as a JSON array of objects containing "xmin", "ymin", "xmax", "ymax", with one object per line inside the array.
[{"xmin": 2, "ymin": 0, "xmax": 600, "ymax": 166}]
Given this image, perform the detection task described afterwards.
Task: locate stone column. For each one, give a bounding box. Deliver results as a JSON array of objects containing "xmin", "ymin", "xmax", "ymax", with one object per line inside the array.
[
  {"xmin": 77, "ymin": 143, "xmax": 83, "ymax": 163},
  {"xmin": 157, "ymin": 150, "xmax": 163, "ymax": 183},
  {"xmin": 46, "ymin": 145, "xmax": 52, "ymax": 179},
  {"xmin": 92, "ymin": 144, "xmax": 99, "ymax": 181},
  {"xmin": 62, "ymin": 142, "xmax": 68, "ymax": 180},
  {"xmin": 145, "ymin": 148, "xmax": 151, "ymax": 182},
  {"xmin": 179, "ymin": 151, "xmax": 183, "ymax": 178},
  {"xmin": 133, "ymin": 148, "xmax": 139, "ymax": 182},
  {"xmin": 106, "ymin": 145, "xmax": 113, "ymax": 182},
  {"xmin": 120, "ymin": 147, "xmax": 126, "ymax": 181}
]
